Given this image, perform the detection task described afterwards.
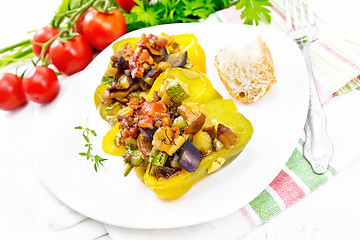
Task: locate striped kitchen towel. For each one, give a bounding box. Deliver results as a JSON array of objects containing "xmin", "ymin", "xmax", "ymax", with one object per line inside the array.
[
  {"xmin": 206, "ymin": 2, "xmax": 360, "ymax": 103},
  {"xmin": 205, "ymin": 0, "xmax": 360, "ymax": 232},
  {"xmin": 107, "ymin": 2, "xmax": 360, "ymax": 239},
  {"xmin": 238, "ymin": 138, "xmax": 337, "ymax": 229}
]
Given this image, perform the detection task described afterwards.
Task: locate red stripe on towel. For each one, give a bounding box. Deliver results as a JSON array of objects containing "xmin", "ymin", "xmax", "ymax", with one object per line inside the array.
[
  {"xmin": 317, "ymin": 41, "xmax": 360, "ymax": 72},
  {"xmin": 269, "ymin": 170, "xmax": 305, "ymax": 207},
  {"xmin": 239, "ymin": 207, "xmax": 256, "ymax": 229},
  {"xmin": 271, "ymin": 6, "xmax": 286, "ymax": 21}
]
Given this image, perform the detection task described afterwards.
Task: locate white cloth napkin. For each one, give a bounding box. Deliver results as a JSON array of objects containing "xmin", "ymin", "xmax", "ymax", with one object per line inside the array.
[
  {"xmin": 38, "ymin": 186, "xmax": 108, "ymax": 239},
  {"xmin": 29, "ymin": 72, "xmax": 109, "ymax": 239}
]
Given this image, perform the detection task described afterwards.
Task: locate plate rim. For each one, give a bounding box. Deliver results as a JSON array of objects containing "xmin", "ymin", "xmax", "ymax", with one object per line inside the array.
[{"xmin": 33, "ymin": 22, "xmax": 309, "ymax": 229}]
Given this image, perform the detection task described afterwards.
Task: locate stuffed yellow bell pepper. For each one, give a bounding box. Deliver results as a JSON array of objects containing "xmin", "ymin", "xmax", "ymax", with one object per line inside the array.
[
  {"xmin": 94, "ymin": 33, "xmax": 206, "ymax": 124},
  {"xmin": 102, "ymin": 68, "xmax": 253, "ymax": 200}
]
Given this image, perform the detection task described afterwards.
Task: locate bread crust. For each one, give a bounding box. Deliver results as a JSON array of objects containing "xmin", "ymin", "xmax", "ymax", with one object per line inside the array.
[{"xmin": 214, "ymin": 36, "xmax": 276, "ymax": 103}]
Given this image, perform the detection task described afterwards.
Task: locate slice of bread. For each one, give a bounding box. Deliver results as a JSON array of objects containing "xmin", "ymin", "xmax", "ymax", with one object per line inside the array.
[{"xmin": 214, "ymin": 36, "xmax": 276, "ymax": 103}]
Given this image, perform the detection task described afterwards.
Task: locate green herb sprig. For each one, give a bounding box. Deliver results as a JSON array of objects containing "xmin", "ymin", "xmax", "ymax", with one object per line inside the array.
[
  {"xmin": 236, "ymin": 0, "xmax": 272, "ymax": 25},
  {"xmin": 124, "ymin": 0, "xmax": 231, "ymax": 32},
  {"xmin": 75, "ymin": 125, "xmax": 107, "ymax": 172},
  {"xmin": 124, "ymin": 0, "xmax": 272, "ymax": 32}
]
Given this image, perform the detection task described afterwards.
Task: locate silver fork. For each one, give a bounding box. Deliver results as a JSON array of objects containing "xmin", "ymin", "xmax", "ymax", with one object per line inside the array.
[{"xmin": 284, "ymin": 0, "xmax": 333, "ymax": 174}]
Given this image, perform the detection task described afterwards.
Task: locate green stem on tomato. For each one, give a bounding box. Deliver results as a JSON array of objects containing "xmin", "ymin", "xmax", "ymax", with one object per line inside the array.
[
  {"xmin": 51, "ymin": 10, "xmax": 78, "ymax": 29},
  {"xmin": 67, "ymin": 0, "xmax": 97, "ymax": 28},
  {"xmin": 102, "ymin": 0, "xmax": 113, "ymax": 13},
  {"xmin": 39, "ymin": 0, "xmax": 98, "ymax": 64},
  {"xmin": 37, "ymin": 29, "xmax": 67, "ymax": 66}
]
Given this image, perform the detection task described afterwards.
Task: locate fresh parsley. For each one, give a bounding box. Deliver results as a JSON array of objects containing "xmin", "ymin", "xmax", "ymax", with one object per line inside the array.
[
  {"xmin": 236, "ymin": 0, "xmax": 272, "ymax": 25},
  {"xmin": 123, "ymin": 0, "xmax": 272, "ymax": 32},
  {"xmin": 75, "ymin": 125, "xmax": 107, "ymax": 172}
]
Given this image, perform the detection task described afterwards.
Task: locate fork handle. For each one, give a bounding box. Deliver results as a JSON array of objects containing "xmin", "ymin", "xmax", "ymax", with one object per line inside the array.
[{"xmin": 301, "ymin": 44, "xmax": 334, "ymax": 174}]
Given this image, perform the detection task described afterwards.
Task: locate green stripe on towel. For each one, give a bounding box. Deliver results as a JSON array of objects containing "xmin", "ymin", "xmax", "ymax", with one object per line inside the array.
[
  {"xmin": 286, "ymin": 148, "xmax": 328, "ymax": 191},
  {"xmin": 328, "ymin": 165, "xmax": 337, "ymax": 176},
  {"xmin": 249, "ymin": 190, "xmax": 281, "ymax": 222},
  {"xmin": 298, "ymin": 138, "xmax": 305, "ymax": 147},
  {"xmin": 213, "ymin": 12, "xmax": 223, "ymax": 23}
]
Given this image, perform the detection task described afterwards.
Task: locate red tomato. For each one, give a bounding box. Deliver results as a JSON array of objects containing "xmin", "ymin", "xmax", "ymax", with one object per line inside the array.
[
  {"xmin": 115, "ymin": 0, "xmax": 149, "ymax": 13},
  {"xmin": 82, "ymin": 7, "xmax": 126, "ymax": 50},
  {"xmin": 115, "ymin": 0, "xmax": 137, "ymax": 13},
  {"xmin": 49, "ymin": 34, "xmax": 93, "ymax": 75},
  {"xmin": 0, "ymin": 73, "xmax": 27, "ymax": 111},
  {"xmin": 23, "ymin": 66, "xmax": 60, "ymax": 104},
  {"xmin": 32, "ymin": 26, "xmax": 60, "ymax": 57}
]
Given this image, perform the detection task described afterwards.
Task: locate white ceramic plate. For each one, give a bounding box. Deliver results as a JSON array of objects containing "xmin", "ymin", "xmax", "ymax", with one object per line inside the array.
[{"xmin": 34, "ymin": 23, "xmax": 309, "ymax": 229}]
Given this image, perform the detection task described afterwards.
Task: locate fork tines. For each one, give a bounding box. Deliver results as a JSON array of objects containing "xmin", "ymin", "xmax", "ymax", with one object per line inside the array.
[{"xmin": 284, "ymin": 0, "xmax": 315, "ymax": 32}]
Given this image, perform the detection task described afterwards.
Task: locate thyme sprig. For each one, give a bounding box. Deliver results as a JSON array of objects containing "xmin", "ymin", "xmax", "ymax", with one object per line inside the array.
[{"xmin": 75, "ymin": 125, "xmax": 107, "ymax": 172}]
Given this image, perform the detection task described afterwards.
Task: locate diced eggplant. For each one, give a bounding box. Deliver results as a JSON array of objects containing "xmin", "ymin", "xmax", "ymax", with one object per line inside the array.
[
  {"xmin": 146, "ymin": 126, "xmax": 158, "ymax": 138},
  {"xmin": 169, "ymin": 154, "xmax": 181, "ymax": 168},
  {"xmin": 110, "ymin": 77, "xmax": 119, "ymax": 89},
  {"xmin": 110, "ymin": 51, "xmax": 121, "ymax": 63},
  {"xmin": 152, "ymin": 91, "xmax": 161, "ymax": 102},
  {"xmin": 159, "ymin": 47, "xmax": 168, "ymax": 60},
  {"xmin": 101, "ymin": 89, "xmax": 111, "ymax": 104},
  {"xmin": 143, "ymin": 69, "xmax": 162, "ymax": 85},
  {"xmin": 114, "ymin": 56, "xmax": 127, "ymax": 79},
  {"xmin": 179, "ymin": 138, "xmax": 203, "ymax": 172},
  {"xmin": 184, "ymin": 113, "xmax": 206, "ymax": 134},
  {"xmin": 117, "ymin": 55, "xmax": 125, "ymax": 67},
  {"xmin": 138, "ymin": 78, "xmax": 150, "ymax": 91},
  {"xmin": 177, "ymin": 104, "xmax": 196, "ymax": 124},
  {"xmin": 109, "ymin": 84, "xmax": 140, "ymax": 100},
  {"xmin": 137, "ymin": 128, "xmax": 153, "ymax": 157},
  {"xmin": 165, "ymin": 52, "xmax": 188, "ymax": 67},
  {"xmin": 205, "ymin": 125, "xmax": 216, "ymax": 141},
  {"xmin": 108, "ymin": 74, "xmax": 133, "ymax": 91},
  {"xmin": 149, "ymin": 165, "xmax": 180, "ymax": 179},
  {"xmin": 217, "ymin": 123, "xmax": 238, "ymax": 149}
]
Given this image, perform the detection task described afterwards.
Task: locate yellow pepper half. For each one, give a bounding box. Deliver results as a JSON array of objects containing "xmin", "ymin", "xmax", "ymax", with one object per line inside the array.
[
  {"xmin": 147, "ymin": 67, "xmax": 222, "ymax": 103},
  {"xmin": 94, "ymin": 34, "xmax": 207, "ymax": 124},
  {"xmin": 171, "ymin": 34, "xmax": 206, "ymax": 74},
  {"xmin": 141, "ymin": 99, "xmax": 253, "ymax": 199},
  {"xmin": 102, "ymin": 68, "xmax": 253, "ymax": 200},
  {"xmin": 112, "ymin": 34, "xmax": 206, "ymax": 74}
]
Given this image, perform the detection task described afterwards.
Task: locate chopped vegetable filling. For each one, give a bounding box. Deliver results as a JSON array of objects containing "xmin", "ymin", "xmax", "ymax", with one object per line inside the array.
[
  {"xmin": 111, "ymin": 87, "xmax": 238, "ymax": 179},
  {"xmin": 99, "ymin": 45, "xmax": 253, "ymax": 200}
]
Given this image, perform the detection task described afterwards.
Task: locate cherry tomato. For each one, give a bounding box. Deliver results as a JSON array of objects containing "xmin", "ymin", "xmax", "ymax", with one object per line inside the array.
[
  {"xmin": 32, "ymin": 26, "xmax": 60, "ymax": 57},
  {"xmin": 115, "ymin": 0, "xmax": 149, "ymax": 13},
  {"xmin": 82, "ymin": 7, "xmax": 126, "ymax": 50},
  {"xmin": 23, "ymin": 66, "xmax": 60, "ymax": 104},
  {"xmin": 0, "ymin": 73, "xmax": 27, "ymax": 111},
  {"xmin": 49, "ymin": 34, "xmax": 93, "ymax": 75},
  {"xmin": 115, "ymin": 0, "xmax": 137, "ymax": 13}
]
